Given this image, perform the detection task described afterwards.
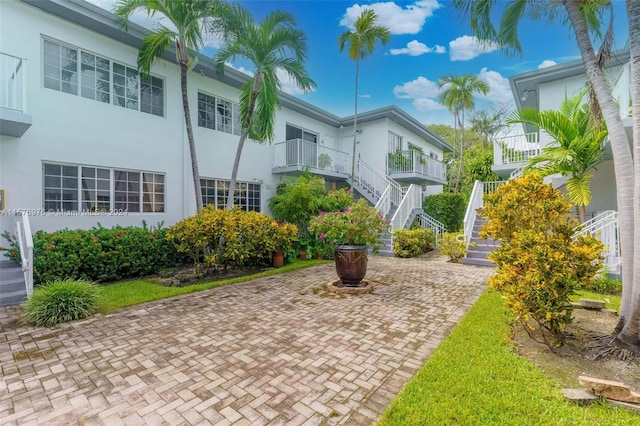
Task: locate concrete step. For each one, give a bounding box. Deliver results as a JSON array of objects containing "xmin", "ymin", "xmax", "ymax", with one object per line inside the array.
[
  {"xmin": 0, "ymin": 291, "xmax": 27, "ymax": 307},
  {"xmin": 0, "ymin": 260, "xmax": 27, "ymax": 307},
  {"xmin": 461, "ymin": 257, "xmax": 495, "ymax": 267},
  {"xmin": 466, "ymin": 250, "xmax": 493, "ymax": 259}
]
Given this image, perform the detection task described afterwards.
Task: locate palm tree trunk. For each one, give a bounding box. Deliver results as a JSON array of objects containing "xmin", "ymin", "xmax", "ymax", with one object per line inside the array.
[
  {"xmin": 350, "ymin": 58, "xmax": 360, "ymax": 190},
  {"xmin": 456, "ymin": 108, "xmax": 465, "ymax": 191},
  {"xmin": 617, "ymin": 0, "xmax": 640, "ymax": 348},
  {"xmin": 180, "ymin": 60, "xmax": 203, "ymax": 211},
  {"xmin": 562, "ymin": 0, "xmax": 636, "ymax": 346},
  {"xmin": 226, "ymin": 73, "xmax": 263, "ymax": 210}
]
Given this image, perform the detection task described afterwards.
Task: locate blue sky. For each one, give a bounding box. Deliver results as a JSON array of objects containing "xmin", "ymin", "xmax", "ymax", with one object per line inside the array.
[{"xmin": 90, "ymin": 0, "xmax": 629, "ymax": 126}]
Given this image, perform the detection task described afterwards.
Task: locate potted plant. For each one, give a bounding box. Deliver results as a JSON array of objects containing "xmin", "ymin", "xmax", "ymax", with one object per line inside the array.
[
  {"xmin": 318, "ymin": 153, "xmax": 332, "ymax": 169},
  {"xmin": 309, "ymin": 198, "xmax": 389, "ymax": 286},
  {"xmin": 270, "ymin": 221, "xmax": 298, "ymax": 267}
]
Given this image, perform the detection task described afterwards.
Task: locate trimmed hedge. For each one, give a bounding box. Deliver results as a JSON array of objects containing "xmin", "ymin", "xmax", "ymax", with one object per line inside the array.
[
  {"xmin": 3, "ymin": 225, "xmax": 184, "ymax": 284},
  {"xmin": 423, "ymin": 192, "xmax": 467, "ymax": 232},
  {"xmin": 393, "ymin": 228, "xmax": 435, "ymax": 258}
]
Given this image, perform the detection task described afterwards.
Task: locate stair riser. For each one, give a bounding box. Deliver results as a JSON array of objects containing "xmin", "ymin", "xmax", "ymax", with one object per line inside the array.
[
  {"xmin": 0, "ymin": 293, "xmax": 27, "ymax": 307},
  {"xmin": 1, "ymin": 267, "xmax": 24, "ymax": 281},
  {"xmin": 461, "ymin": 258, "xmax": 495, "ymax": 267},
  {"xmin": 466, "ymin": 251, "xmax": 492, "ymax": 259},
  {"xmin": 1, "ymin": 279, "xmax": 27, "ymax": 293}
]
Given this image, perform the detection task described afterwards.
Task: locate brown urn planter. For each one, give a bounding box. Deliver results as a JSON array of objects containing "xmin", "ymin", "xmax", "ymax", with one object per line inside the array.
[
  {"xmin": 334, "ymin": 244, "xmax": 368, "ymax": 286},
  {"xmin": 273, "ymin": 251, "xmax": 284, "ymax": 268}
]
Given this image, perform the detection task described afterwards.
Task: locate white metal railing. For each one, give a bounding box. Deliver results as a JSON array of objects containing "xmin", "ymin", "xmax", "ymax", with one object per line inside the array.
[
  {"xmin": 415, "ymin": 211, "xmax": 446, "ymax": 246},
  {"xmin": 482, "ymin": 180, "xmax": 506, "ymax": 195},
  {"xmin": 355, "ymin": 158, "xmax": 403, "ymax": 204},
  {"xmin": 386, "ymin": 150, "xmax": 446, "ymax": 182},
  {"xmin": 463, "ymin": 180, "xmax": 485, "ymax": 248},
  {"xmin": 1, "ymin": 52, "xmax": 26, "ymax": 112},
  {"xmin": 391, "ymin": 184, "xmax": 421, "ymax": 231},
  {"xmin": 494, "ymin": 132, "xmax": 540, "ymax": 165},
  {"xmin": 510, "ymin": 165, "xmax": 525, "ymax": 179},
  {"xmin": 272, "ymin": 139, "xmax": 351, "ymax": 175},
  {"xmin": 574, "ymin": 210, "xmax": 621, "ymax": 274},
  {"xmin": 14, "ymin": 213, "xmax": 34, "ymax": 296},
  {"xmin": 374, "ymin": 184, "xmax": 392, "ymax": 220}
]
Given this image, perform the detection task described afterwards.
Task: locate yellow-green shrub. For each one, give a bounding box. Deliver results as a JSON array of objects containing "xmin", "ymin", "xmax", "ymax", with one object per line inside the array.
[
  {"xmin": 166, "ymin": 206, "xmax": 298, "ymax": 272},
  {"xmin": 480, "ymin": 174, "xmax": 603, "ymax": 339},
  {"xmin": 437, "ymin": 232, "xmax": 467, "ymax": 262},
  {"xmin": 393, "ymin": 228, "xmax": 435, "ymax": 258}
]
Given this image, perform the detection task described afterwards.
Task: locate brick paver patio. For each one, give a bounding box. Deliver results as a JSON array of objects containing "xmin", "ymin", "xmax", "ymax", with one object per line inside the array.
[{"xmin": 0, "ymin": 254, "xmax": 493, "ymax": 425}]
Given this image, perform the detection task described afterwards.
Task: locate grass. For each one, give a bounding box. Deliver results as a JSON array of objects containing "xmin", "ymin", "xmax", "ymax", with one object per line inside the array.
[
  {"xmin": 378, "ymin": 290, "xmax": 638, "ymax": 425},
  {"xmin": 98, "ymin": 259, "xmax": 328, "ymax": 312}
]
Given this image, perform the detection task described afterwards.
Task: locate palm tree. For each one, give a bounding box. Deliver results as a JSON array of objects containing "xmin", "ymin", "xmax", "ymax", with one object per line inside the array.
[
  {"xmin": 338, "ymin": 9, "xmax": 390, "ymax": 189},
  {"xmin": 508, "ymin": 92, "xmax": 608, "ymax": 222},
  {"xmin": 438, "ymin": 73, "xmax": 489, "ymax": 191},
  {"xmin": 451, "ymin": 0, "xmax": 639, "ymax": 351},
  {"xmin": 114, "ymin": 0, "xmax": 227, "ymax": 211},
  {"xmin": 213, "ymin": 5, "xmax": 316, "ymax": 210}
]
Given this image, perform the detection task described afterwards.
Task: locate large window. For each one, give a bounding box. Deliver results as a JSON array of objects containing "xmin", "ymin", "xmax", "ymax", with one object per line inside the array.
[
  {"xmin": 200, "ymin": 178, "xmax": 261, "ymax": 212},
  {"xmin": 43, "ymin": 162, "xmax": 165, "ymax": 213},
  {"xmin": 197, "ymin": 92, "xmax": 241, "ymax": 135},
  {"xmin": 388, "ymin": 131, "xmax": 403, "ymax": 152},
  {"xmin": 43, "ymin": 38, "xmax": 164, "ymax": 116}
]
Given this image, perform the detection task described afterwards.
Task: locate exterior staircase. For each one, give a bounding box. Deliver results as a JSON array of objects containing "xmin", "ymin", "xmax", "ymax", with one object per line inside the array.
[
  {"xmin": 349, "ymin": 159, "xmax": 446, "ymax": 257},
  {"xmin": 0, "ymin": 259, "xmax": 27, "ymax": 306},
  {"xmin": 461, "ymin": 217, "xmax": 498, "ymax": 267}
]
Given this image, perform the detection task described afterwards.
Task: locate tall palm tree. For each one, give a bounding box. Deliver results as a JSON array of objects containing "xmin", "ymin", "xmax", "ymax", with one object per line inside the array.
[
  {"xmin": 213, "ymin": 5, "xmax": 316, "ymax": 210},
  {"xmin": 451, "ymin": 0, "xmax": 639, "ymax": 351},
  {"xmin": 508, "ymin": 92, "xmax": 608, "ymax": 223},
  {"xmin": 438, "ymin": 73, "xmax": 489, "ymax": 191},
  {"xmin": 114, "ymin": 0, "xmax": 227, "ymax": 211},
  {"xmin": 338, "ymin": 9, "xmax": 390, "ymax": 189}
]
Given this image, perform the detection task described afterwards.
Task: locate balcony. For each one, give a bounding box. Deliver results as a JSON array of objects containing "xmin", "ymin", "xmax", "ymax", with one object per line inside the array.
[
  {"xmin": 492, "ymin": 132, "xmax": 540, "ymax": 178},
  {"xmin": 386, "ymin": 150, "xmax": 447, "ymax": 185},
  {"xmin": 272, "ymin": 139, "xmax": 351, "ymax": 179},
  {"xmin": 0, "ymin": 52, "xmax": 31, "ymax": 137}
]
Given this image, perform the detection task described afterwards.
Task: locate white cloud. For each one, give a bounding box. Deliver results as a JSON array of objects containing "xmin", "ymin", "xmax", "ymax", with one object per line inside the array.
[
  {"xmin": 340, "ymin": 1, "xmax": 441, "ymax": 35},
  {"xmin": 389, "ymin": 40, "xmax": 446, "ymax": 56},
  {"xmin": 476, "ymin": 68, "xmax": 514, "ymax": 105},
  {"xmin": 449, "ymin": 35, "xmax": 500, "ymax": 61},
  {"xmin": 538, "ymin": 59, "xmax": 557, "ymax": 69},
  {"xmin": 359, "ymin": 94, "xmax": 372, "ymax": 98},
  {"xmin": 393, "ymin": 76, "xmax": 444, "ymax": 111}
]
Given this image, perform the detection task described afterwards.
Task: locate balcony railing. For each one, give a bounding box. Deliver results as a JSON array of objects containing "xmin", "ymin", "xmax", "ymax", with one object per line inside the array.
[
  {"xmin": 1, "ymin": 52, "xmax": 26, "ymax": 113},
  {"xmin": 273, "ymin": 139, "xmax": 351, "ymax": 175},
  {"xmin": 386, "ymin": 150, "xmax": 446, "ymax": 182},
  {"xmin": 494, "ymin": 132, "xmax": 540, "ymax": 165}
]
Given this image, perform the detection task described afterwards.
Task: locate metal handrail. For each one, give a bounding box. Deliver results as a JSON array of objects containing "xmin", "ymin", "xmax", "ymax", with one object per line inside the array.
[
  {"xmin": 386, "ymin": 150, "xmax": 446, "ymax": 182},
  {"xmin": 14, "ymin": 213, "xmax": 34, "ymax": 296},
  {"xmin": 462, "ymin": 180, "xmax": 484, "ymax": 249},
  {"xmin": 574, "ymin": 210, "xmax": 621, "ymax": 273},
  {"xmin": 0, "ymin": 52, "xmax": 26, "ymax": 112},
  {"xmin": 391, "ymin": 184, "xmax": 421, "ymax": 231},
  {"xmin": 415, "ymin": 211, "xmax": 446, "ymax": 247},
  {"xmin": 272, "ymin": 139, "xmax": 351, "ymax": 174}
]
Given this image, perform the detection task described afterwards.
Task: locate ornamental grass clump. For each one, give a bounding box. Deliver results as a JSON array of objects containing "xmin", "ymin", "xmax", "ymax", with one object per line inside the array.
[
  {"xmin": 480, "ymin": 174, "xmax": 603, "ymax": 341},
  {"xmin": 23, "ymin": 279, "xmax": 101, "ymax": 327},
  {"xmin": 308, "ymin": 198, "xmax": 389, "ymax": 253}
]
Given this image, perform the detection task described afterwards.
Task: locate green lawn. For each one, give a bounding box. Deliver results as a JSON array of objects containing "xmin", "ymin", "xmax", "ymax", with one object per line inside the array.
[
  {"xmin": 98, "ymin": 259, "xmax": 328, "ymax": 312},
  {"xmin": 378, "ymin": 290, "xmax": 637, "ymax": 425}
]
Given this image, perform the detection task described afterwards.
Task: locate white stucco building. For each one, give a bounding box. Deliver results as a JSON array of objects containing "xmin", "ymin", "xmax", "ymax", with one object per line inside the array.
[{"xmin": 0, "ymin": 0, "xmax": 452, "ymax": 237}]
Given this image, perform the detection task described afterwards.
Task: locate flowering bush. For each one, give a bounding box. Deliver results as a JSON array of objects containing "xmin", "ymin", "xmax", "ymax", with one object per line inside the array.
[{"xmin": 308, "ymin": 198, "xmax": 389, "ymax": 253}]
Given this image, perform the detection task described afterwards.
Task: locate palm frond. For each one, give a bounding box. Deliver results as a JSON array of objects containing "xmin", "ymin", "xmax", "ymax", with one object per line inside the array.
[{"xmin": 137, "ymin": 27, "xmax": 174, "ymax": 80}]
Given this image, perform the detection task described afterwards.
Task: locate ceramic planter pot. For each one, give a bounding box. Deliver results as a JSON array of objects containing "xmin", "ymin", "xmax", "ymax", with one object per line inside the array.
[{"xmin": 334, "ymin": 244, "xmax": 368, "ymax": 286}]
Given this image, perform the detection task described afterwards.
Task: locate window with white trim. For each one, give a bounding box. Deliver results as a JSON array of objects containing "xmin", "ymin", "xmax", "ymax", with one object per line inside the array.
[
  {"xmin": 388, "ymin": 131, "xmax": 403, "ymax": 152},
  {"xmin": 197, "ymin": 92, "xmax": 241, "ymax": 135},
  {"xmin": 42, "ymin": 38, "xmax": 164, "ymax": 116},
  {"xmin": 200, "ymin": 178, "xmax": 261, "ymax": 212},
  {"xmin": 42, "ymin": 162, "xmax": 165, "ymax": 213}
]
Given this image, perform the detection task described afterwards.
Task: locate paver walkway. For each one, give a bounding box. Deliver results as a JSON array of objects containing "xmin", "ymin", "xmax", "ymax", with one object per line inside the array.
[{"xmin": 0, "ymin": 254, "xmax": 493, "ymax": 425}]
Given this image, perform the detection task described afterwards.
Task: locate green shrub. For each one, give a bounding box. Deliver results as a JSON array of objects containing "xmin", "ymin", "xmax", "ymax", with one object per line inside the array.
[
  {"xmin": 587, "ymin": 275, "xmax": 622, "ymax": 295},
  {"xmin": 166, "ymin": 207, "xmax": 298, "ymax": 273},
  {"xmin": 3, "ymin": 225, "xmax": 184, "ymax": 284},
  {"xmin": 23, "ymin": 279, "xmax": 100, "ymax": 327},
  {"xmin": 393, "ymin": 228, "xmax": 435, "ymax": 258},
  {"xmin": 423, "ymin": 192, "xmax": 466, "ymax": 232},
  {"xmin": 438, "ymin": 233, "xmax": 467, "ymax": 262},
  {"xmin": 481, "ymin": 174, "xmax": 603, "ymax": 339}
]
